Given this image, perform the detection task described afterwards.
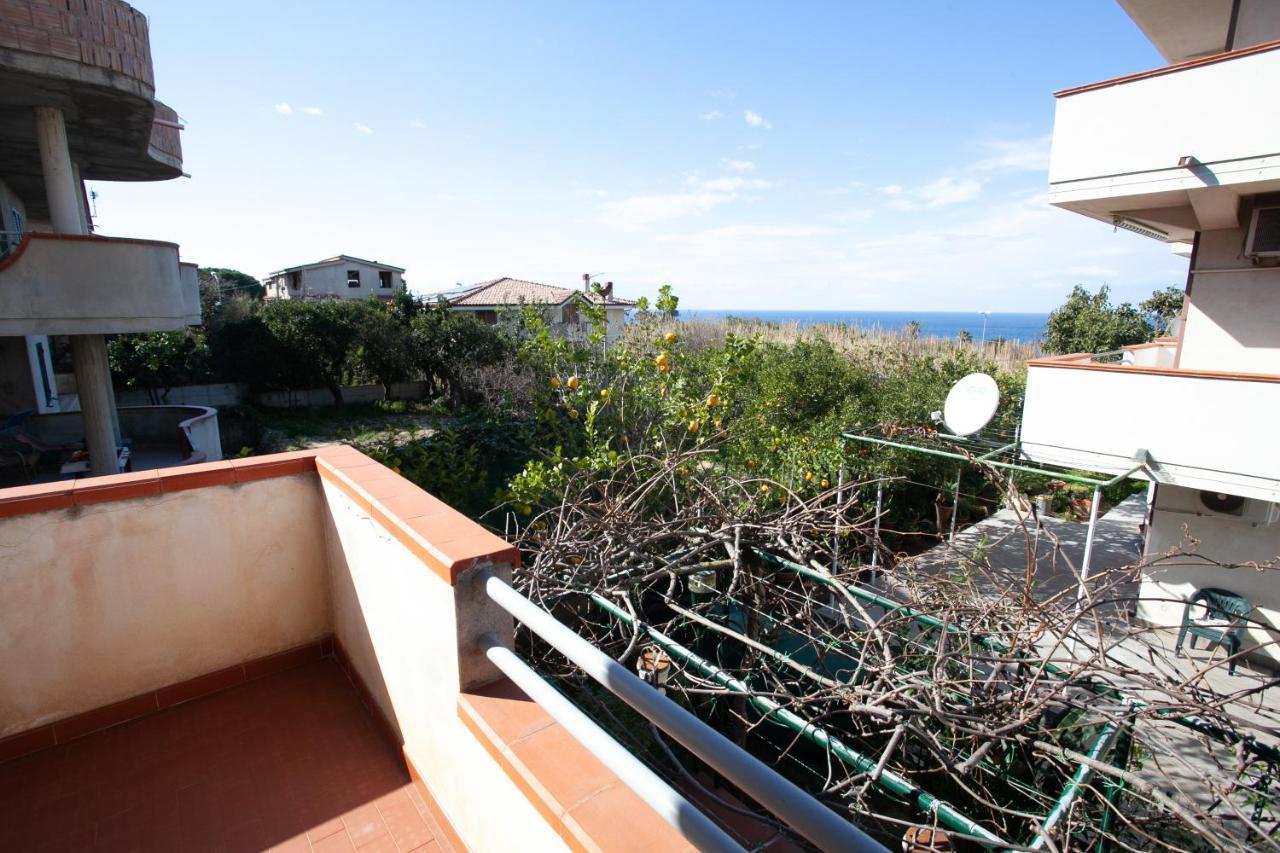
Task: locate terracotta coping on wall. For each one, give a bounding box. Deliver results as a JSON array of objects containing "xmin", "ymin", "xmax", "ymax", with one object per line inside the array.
[
  {"xmin": 1026, "ymin": 354, "xmax": 1280, "ymax": 384},
  {"xmin": 1055, "ymin": 37, "xmax": 1280, "ymax": 98},
  {"xmin": 0, "ymin": 445, "xmax": 519, "ymax": 584},
  {"xmin": 458, "ymin": 679, "xmax": 695, "ymax": 853},
  {"xmin": 0, "ymin": 638, "xmax": 332, "ymax": 764},
  {"xmin": 313, "ymin": 443, "xmax": 519, "ymax": 583},
  {"xmin": 0, "ymin": 232, "xmax": 182, "ymax": 274}
]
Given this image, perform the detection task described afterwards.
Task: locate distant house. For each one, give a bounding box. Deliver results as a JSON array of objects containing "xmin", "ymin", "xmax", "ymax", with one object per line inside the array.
[
  {"xmin": 438, "ymin": 276, "xmax": 634, "ymax": 342},
  {"xmin": 264, "ymin": 255, "xmax": 405, "ymax": 301}
]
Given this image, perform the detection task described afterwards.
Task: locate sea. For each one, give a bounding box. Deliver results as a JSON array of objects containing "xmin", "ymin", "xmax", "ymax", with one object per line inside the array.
[{"xmin": 681, "ymin": 310, "xmax": 1049, "ymax": 344}]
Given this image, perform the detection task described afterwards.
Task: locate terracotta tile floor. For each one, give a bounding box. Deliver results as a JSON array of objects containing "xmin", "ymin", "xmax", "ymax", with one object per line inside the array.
[{"xmin": 0, "ymin": 660, "xmax": 453, "ymax": 852}]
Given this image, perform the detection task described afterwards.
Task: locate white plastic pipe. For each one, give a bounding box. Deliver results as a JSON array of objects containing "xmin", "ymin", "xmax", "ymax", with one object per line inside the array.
[
  {"xmin": 481, "ymin": 571, "xmax": 887, "ymax": 853},
  {"xmin": 483, "ymin": 640, "xmax": 743, "ymax": 853}
]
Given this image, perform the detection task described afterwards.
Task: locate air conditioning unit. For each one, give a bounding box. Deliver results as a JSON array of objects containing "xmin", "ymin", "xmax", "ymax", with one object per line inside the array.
[
  {"xmin": 1198, "ymin": 490, "xmax": 1280, "ymax": 525},
  {"xmin": 1245, "ymin": 205, "xmax": 1280, "ymax": 258}
]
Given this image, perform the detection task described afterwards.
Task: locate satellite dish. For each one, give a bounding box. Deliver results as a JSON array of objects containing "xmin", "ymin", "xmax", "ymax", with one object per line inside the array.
[{"xmin": 942, "ymin": 373, "xmax": 1000, "ymax": 436}]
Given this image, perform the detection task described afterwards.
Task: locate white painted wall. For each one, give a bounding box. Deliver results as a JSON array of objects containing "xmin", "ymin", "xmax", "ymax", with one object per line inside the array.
[
  {"xmin": 1138, "ymin": 484, "xmax": 1280, "ymax": 666},
  {"xmin": 268, "ymin": 259, "xmax": 404, "ymax": 301},
  {"xmin": 0, "ymin": 474, "xmax": 332, "ymax": 736},
  {"xmin": 320, "ymin": 482, "xmax": 567, "ymax": 852},
  {"xmin": 1178, "ymin": 227, "xmax": 1280, "ymax": 373},
  {"xmin": 0, "ymin": 235, "xmax": 189, "ymax": 336},
  {"xmin": 1048, "ymin": 47, "xmax": 1280, "ymax": 198},
  {"xmin": 1235, "ymin": 0, "xmax": 1280, "ymax": 49},
  {"xmin": 1020, "ymin": 363, "xmax": 1280, "ymax": 501}
]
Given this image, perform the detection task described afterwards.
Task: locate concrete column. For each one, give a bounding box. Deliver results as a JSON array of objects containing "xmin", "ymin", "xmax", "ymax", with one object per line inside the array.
[
  {"xmin": 35, "ymin": 106, "xmax": 117, "ymax": 475},
  {"xmin": 34, "ymin": 107, "xmax": 82, "ymax": 235}
]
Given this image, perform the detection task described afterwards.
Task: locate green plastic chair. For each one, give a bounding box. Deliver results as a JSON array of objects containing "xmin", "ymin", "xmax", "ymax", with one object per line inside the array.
[{"xmin": 1174, "ymin": 587, "xmax": 1251, "ymax": 675}]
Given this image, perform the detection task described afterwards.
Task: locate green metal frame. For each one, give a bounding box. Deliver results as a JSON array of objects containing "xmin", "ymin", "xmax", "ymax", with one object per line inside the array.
[
  {"xmin": 583, "ymin": 545, "xmax": 1280, "ymax": 847},
  {"xmin": 840, "ymin": 429, "xmax": 1141, "ymax": 488}
]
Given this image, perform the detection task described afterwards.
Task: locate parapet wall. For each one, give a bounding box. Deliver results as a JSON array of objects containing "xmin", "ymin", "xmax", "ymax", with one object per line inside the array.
[{"xmin": 0, "ymin": 0, "xmax": 155, "ymax": 88}]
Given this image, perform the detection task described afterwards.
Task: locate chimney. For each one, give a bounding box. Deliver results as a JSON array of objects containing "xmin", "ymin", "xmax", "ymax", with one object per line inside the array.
[
  {"xmin": 583, "ymin": 272, "xmax": 590, "ymax": 291},
  {"xmin": 602, "ymin": 281, "xmax": 613, "ymax": 300}
]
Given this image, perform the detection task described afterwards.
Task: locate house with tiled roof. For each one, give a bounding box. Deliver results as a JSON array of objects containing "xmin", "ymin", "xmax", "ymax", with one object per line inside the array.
[{"xmin": 438, "ymin": 275, "xmax": 634, "ymax": 342}]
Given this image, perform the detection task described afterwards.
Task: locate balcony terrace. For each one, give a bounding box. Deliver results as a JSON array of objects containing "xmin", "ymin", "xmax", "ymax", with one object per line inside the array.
[
  {"xmin": 1021, "ymin": 339, "xmax": 1280, "ymax": 502},
  {"xmin": 0, "ymin": 234, "xmax": 199, "ymax": 336},
  {"xmin": 0, "ymin": 447, "xmax": 765, "ymax": 852},
  {"xmin": 1048, "ymin": 38, "xmax": 1280, "ymax": 240}
]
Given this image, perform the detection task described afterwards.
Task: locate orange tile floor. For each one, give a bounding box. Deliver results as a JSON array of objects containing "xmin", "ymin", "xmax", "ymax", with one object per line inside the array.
[{"xmin": 0, "ymin": 660, "xmax": 453, "ymax": 852}]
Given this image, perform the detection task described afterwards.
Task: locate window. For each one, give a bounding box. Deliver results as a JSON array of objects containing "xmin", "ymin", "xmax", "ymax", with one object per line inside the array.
[
  {"xmin": 347, "ymin": 270, "xmax": 361, "ymax": 288},
  {"xmin": 562, "ymin": 302, "xmax": 579, "ymax": 325},
  {"xmin": 476, "ymin": 310, "xmax": 498, "ymax": 325},
  {"xmin": 379, "ymin": 270, "xmax": 393, "ymax": 289}
]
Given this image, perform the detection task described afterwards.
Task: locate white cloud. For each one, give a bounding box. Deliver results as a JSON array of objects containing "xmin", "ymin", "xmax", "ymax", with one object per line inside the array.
[
  {"xmin": 823, "ymin": 180, "xmax": 865, "ymax": 196},
  {"xmin": 600, "ymin": 174, "xmax": 770, "ymax": 232},
  {"xmin": 661, "ymin": 223, "xmax": 841, "ymax": 246},
  {"xmin": 409, "ymin": 119, "xmax": 427, "ymax": 129},
  {"xmin": 744, "ymin": 110, "xmax": 772, "ymax": 129},
  {"xmin": 700, "ymin": 110, "xmax": 724, "ymax": 121},
  {"xmin": 353, "ymin": 123, "xmax": 374, "ymax": 135},
  {"xmin": 579, "ymin": 188, "xmax": 609, "ymax": 198},
  {"xmin": 831, "ymin": 206, "xmax": 875, "ymax": 223},
  {"xmin": 273, "ymin": 102, "xmax": 293, "ymax": 115},
  {"xmin": 722, "ymin": 159, "xmax": 755, "ymax": 173},
  {"xmin": 972, "ymin": 134, "xmax": 1052, "ymax": 173},
  {"xmin": 881, "ymin": 176, "xmax": 982, "ymax": 211},
  {"xmin": 301, "ymin": 106, "xmax": 324, "ymax": 116}
]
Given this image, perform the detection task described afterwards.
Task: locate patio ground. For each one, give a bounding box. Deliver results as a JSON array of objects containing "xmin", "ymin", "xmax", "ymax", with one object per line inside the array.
[{"xmin": 0, "ymin": 660, "xmax": 454, "ymax": 853}]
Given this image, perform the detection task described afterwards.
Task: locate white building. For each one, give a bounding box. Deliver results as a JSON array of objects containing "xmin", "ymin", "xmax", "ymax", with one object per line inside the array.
[
  {"xmin": 265, "ymin": 255, "xmax": 406, "ymax": 301},
  {"xmin": 1019, "ymin": 0, "xmax": 1280, "ymax": 665},
  {"xmin": 0, "ymin": 0, "xmax": 213, "ymax": 476},
  {"xmin": 438, "ymin": 276, "xmax": 634, "ymax": 342}
]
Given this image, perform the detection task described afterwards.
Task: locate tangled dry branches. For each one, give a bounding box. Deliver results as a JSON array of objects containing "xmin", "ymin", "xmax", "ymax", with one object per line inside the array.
[{"xmin": 510, "ymin": 440, "xmax": 1280, "ymax": 852}]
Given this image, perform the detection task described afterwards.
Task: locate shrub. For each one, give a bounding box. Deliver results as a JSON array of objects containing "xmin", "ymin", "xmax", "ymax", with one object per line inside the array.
[{"xmin": 1043, "ymin": 285, "xmax": 1152, "ymax": 355}]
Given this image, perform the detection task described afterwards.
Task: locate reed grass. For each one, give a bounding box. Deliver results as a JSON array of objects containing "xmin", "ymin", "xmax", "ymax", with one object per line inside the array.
[{"xmin": 635, "ymin": 316, "xmax": 1038, "ymax": 376}]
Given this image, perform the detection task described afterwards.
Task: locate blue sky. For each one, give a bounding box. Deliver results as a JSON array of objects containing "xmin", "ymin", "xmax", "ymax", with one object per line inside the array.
[{"xmin": 89, "ymin": 1, "xmax": 1187, "ymax": 311}]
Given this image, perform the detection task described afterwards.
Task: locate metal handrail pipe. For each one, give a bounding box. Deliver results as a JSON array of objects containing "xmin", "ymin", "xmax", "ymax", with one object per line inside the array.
[
  {"xmin": 481, "ymin": 639, "xmax": 743, "ymax": 853},
  {"xmin": 590, "ymin": 593, "xmax": 1008, "ymax": 849},
  {"xmin": 479, "ymin": 571, "xmax": 886, "ymax": 853}
]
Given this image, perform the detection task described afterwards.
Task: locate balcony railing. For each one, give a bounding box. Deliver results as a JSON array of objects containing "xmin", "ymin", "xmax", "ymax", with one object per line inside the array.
[
  {"xmin": 1048, "ymin": 39, "xmax": 1280, "ymax": 213},
  {"xmin": 1020, "ymin": 343, "xmax": 1280, "ymax": 501},
  {"xmin": 0, "ymin": 233, "xmax": 195, "ymax": 336}
]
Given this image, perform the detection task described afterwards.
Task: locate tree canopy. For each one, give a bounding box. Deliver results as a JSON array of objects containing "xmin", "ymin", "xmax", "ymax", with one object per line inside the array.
[{"xmin": 1042, "ymin": 284, "xmax": 1181, "ymax": 355}]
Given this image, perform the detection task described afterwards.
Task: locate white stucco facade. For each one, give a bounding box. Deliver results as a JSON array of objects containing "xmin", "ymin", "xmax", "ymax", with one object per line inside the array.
[{"xmin": 1022, "ymin": 1, "xmax": 1280, "ymax": 665}]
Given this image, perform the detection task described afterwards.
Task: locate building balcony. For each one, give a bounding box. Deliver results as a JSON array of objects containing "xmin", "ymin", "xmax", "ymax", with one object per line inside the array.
[
  {"xmin": 0, "ymin": 448, "xmax": 704, "ymax": 851},
  {"xmin": 0, "ymin": 233, "xmax": 197, "ymax": 336},
  {"xmin": 1020, "ymin": 340, "xmax": 1280, "ymax": 502},
  {"xmin": 1048, "ymin": 39, "xmax": 1280, "ymax": 240}
]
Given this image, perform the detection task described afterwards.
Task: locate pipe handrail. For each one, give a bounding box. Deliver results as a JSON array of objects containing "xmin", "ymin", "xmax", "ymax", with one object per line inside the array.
[
  {"xmin": 480, "ymin": 570, "xmax": 887, "ymax": 853},
  {"xmin": 481, "ymin": 638, "xmax": 743, "ymax": 853}
]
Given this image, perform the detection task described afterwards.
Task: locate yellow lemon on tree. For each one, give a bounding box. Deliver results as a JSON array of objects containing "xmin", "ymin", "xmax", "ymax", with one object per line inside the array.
[
  {"xmin": 746, "ymin": 459, "xmax": 757, "ymax": 469},
  {"xmin": 821, "ymin": 478, "xmax": 830, "ymax": 488},
  {"xmin": 664, "ymin": 331, "xmax": 678, "ymax": 344},
  {"xmin": 550, "ymin": 376, "xmax": 560, "ymax": 388},
  {"xmin": 655, "ymin": 352, "xmax": 670, "ymax": 368},
  {"xmin": 599, "ymin": 388, "xmax": 610, "ymax": 400},
  {"xmin": 566, "ymin": 375, "xmax": 580, "ymax": 390},
  {"xmin": 805, "ymin": 471, "xmax": 814, "ymax": 482},
  {"xmin": 759, "ymin": 484, "xmax": 771, "ymax": 494},
  {"xmin": 687, "ymin": 420, "xmax": 700, "ymax": 434},
  {"xmin": 658, "ymin": 363, "xmax": 670, "ymax": 373},
  {"xmin": 706, "ymin": 393, "xmax": 720, "ymax": 409}
]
